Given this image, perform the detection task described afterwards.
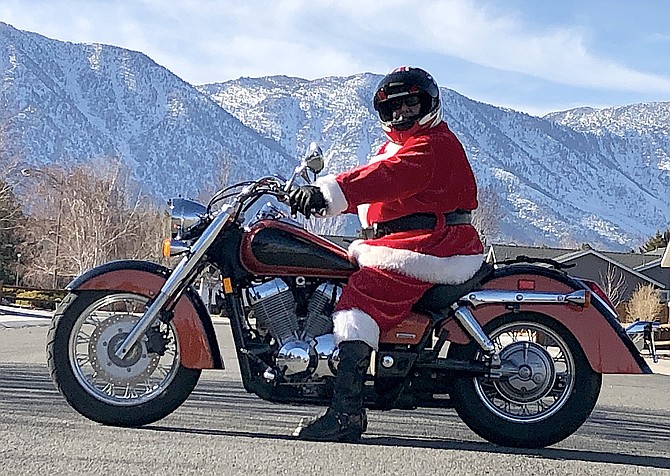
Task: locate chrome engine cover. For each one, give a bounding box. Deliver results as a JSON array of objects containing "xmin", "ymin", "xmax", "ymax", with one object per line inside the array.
[
  {"xmin": 275, "ymin": 333, "xmax": 339, "ymax": 378},
  {"xmin": 247, "ymin": 279, "xmax": 340, "ymax": 380}
]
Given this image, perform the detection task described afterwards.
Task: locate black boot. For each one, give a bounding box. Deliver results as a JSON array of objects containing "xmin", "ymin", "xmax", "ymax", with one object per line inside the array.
[{"xmin": 295, "ymin": 340, "xmax": 372, "ymax": 442}]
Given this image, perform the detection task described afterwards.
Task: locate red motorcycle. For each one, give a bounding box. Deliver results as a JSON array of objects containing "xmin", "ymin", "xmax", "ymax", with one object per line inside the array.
[{"xmin": 47, "ymin": 144, "xmax": 651, "ymax": 448}]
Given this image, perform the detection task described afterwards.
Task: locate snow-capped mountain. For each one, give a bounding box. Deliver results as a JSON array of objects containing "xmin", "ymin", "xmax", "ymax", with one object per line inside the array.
[
  {"xmin": 199, "ymin": 76, "xmax": 670, "ymax": 250},
  {"xmin": 545, "ymin": 103, "xmax": 670, "ymax": 173},
  {"xmin": 0, "ymin": 22, "xmax": 293, "ymax": 201},
  {"xmin": 1, "ymin": 22, "xmax": 669, "ymax": 250}
]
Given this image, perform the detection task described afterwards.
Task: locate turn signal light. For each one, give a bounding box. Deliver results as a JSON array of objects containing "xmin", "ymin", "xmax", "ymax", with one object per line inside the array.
[
  {"xmin": 162, "ymin": 238, "xmax": 171, "ymax": 257},
  {"xmin": 161, "ymin": 238, "xmax": 190, "ymax": 257}
]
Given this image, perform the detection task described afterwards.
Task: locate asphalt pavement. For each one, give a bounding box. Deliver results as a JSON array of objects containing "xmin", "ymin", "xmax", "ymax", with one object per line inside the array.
[{"xmin": 2, "ymin": 306, "xmax": 670, "ymax": 475}]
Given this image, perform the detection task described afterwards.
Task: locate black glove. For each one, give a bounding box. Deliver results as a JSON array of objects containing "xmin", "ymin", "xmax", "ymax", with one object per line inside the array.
[{"xmin": 289, "ymin": 185, "xmax": 327, "ymax": 219}]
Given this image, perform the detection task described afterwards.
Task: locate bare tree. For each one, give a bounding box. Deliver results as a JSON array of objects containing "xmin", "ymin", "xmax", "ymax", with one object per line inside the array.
[
  {"xmin": 0, "ymin": 159, "xmax": 25, "ymax": 232},
  {"xmin": 472, "ymin": 185, "xmax": 504, "ymax": 246},
  {"xmin": 598, "ymin": 263, "xmax": 627, "ymax": 308},
  {"xmin": 0, "ymin": 181, "xmax": 21, "ymax": 230},
  {"xmin": 21, "ymin": 159, "xmax": 166, "ymax": 287},
  {"xmin": 0, "ymin": 151, "xmax": 27, "ymax": 284},
  {"xmin": 624, "ymin": 284, "xmax": 664, "ymax": 324},
  {"xmin": 196, "ymin": 159, "xmax": 233, "ymax": 205}
]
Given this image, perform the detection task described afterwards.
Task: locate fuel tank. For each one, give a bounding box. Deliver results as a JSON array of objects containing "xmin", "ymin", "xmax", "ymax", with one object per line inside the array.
[{"xmin": 240, "ymin": 220, "xmax": 357, "ymax": 278}]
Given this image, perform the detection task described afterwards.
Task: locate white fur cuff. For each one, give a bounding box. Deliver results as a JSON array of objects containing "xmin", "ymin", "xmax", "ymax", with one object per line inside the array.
[
  {"xmin": 332, "ymin": 308, "xmax": 380, "ymax": 351},
  {"xmin": 348, "ymin": 242, "xmax": 484, "ymax": 285},
  {"xmin": 314, "ymin": 174, "xmax": 348, "ymax": 216}
]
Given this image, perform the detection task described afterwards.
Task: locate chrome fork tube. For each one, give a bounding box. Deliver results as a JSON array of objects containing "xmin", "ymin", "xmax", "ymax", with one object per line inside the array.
[{"xmin": 114, "ymin": 205, "xmax": 234, "ymax": 360}]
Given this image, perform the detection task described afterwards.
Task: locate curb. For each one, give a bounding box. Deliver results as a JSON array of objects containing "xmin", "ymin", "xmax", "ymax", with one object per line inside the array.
[{"xmin": 0, "ymin": 304, "xmax": 54, "ymax": 319}]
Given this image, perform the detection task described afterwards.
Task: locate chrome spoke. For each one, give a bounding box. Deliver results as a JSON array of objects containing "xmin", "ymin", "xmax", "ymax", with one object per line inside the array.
[
  {"xmin": 68, "ymin": 293, "xmax": 180, "ymax": 406},
  {"xmin": 475, "ymin": 321, "xmax": 575, "ymax": 423}
]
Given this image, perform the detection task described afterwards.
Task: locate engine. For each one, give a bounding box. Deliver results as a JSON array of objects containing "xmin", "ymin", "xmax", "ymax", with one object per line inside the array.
[{"xmin": 246, "ymin": 278, "xmax": 341, "ymax": 380}]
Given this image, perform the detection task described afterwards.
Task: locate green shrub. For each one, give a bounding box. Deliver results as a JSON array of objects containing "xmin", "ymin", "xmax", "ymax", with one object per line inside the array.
[{"xmin": 15, "ymin": 290, "xmax": 65, "ymax": 310}]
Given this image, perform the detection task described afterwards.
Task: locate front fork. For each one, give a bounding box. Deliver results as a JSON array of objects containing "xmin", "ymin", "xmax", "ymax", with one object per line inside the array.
[{"xmin": 114, "ymin": 205, "xmax": 234, "ymax": 360}]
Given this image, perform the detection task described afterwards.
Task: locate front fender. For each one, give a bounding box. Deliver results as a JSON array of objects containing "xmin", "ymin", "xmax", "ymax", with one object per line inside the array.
[
  {"xmin": 441, "ymin": 271, "xmax": 651, "ymax": 374},
  {"xmin": 67, "ymin": 260, "xmax": 223, "ymax": 370}
]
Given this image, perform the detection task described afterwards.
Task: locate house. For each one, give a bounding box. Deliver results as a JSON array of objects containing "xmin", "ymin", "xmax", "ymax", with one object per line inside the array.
[{"xmin": 486, "ymin": 244, "xmax": 669, "ymax": 324}]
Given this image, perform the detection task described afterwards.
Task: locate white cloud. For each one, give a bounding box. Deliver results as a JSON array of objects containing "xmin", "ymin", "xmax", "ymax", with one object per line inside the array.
[
  {"xmin": 3, "ymin": 0, "xmax": 670, "ymax": 95},
  {"xmin": 336, "ymin": 0, "xmax": 670, "ymax": 94}
]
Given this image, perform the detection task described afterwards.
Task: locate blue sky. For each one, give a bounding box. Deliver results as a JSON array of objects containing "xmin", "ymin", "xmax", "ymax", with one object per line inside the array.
[{"xmin": 2, "ymin": 0, "xmax": 670, "ymax": 116}]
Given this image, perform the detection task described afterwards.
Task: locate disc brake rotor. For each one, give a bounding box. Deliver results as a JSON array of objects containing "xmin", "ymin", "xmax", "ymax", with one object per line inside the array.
[{"xmin": 88, "ymin": 315, "xmax": 160, "ymax": 386}]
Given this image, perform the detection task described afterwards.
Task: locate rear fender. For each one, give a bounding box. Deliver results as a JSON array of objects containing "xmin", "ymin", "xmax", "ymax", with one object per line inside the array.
[
  {"xmin": 441, "ymin": 271, "xmax": 650, "ymax": 374},
  {"xmin": 67, "ymin": 260, "xmax": 223, "ymax": 370}
]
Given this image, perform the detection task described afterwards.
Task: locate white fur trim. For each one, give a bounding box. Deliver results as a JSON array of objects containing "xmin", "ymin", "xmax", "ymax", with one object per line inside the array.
[
  {"xmin": 372, "ymin": 142, "xmax": 402, "ymax": 162},
  {"xmin": 357, "ymin": 204, "xmax": 370, "ymax": 228},
  {"xmin": 313, "ymin": 174, "xmax": 348, "ymax": 216},
  {"xmin": 332, "ymin": 308, "xmax": 380, "ymax": 351},
  {"xmin": 349, "ymin": 242, "xmax": 484, "ymax": 285}
]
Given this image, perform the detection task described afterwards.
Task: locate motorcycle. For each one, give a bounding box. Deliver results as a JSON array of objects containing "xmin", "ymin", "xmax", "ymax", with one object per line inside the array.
[{"xmin": 47, "ymin": 143, "xmax": 651, "ymax": 448}]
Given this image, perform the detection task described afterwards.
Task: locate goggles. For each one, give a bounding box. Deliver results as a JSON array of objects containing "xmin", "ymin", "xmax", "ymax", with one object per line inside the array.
[
  {"xmin": 386, "ymin": 95, "xmax": 421, "ymax": 111},
  {"xmin": 377, "ymin": 94, "xmax": 423, "ymax": 122}
]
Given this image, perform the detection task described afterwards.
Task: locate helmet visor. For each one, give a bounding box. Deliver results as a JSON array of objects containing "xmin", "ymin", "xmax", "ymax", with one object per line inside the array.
[{"xmin": 376, "ymin": 94, "xmax": 422, "ymax": 122}]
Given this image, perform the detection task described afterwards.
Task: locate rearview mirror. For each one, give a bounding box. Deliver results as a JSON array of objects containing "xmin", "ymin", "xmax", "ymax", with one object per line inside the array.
[{"xmin": 303, "ymin": 142, "xmax": 324, "ymax": 174}]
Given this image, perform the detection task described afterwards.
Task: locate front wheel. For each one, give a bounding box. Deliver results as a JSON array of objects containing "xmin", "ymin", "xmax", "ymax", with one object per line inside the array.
[
  {"xmin": 47, "ymin": 291, "xmax": 201, "ymax": 426},
  {"xmin": 448, "ymin": 312, "xmax": 602, "ymax": 448}
]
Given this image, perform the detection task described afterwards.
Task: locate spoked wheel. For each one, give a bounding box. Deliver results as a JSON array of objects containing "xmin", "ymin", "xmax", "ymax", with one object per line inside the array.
[
  {"xmin": 448, "ymin": 312, "xmax": 602, "ymax": 448},
  {"xmin": 47, "ymin": 291, "xmax": 201, "ymax": 426}
]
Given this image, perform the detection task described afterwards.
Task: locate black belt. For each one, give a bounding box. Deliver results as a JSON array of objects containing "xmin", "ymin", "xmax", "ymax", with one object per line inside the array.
[{"xmin": 361, "ymin": 211, "xmax": 472, "ymax": 239}]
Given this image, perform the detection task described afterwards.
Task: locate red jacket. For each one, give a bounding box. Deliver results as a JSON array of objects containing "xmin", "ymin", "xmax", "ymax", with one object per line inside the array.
[{"xmin": 315, "ymin": 121, "xmax": 484, "ymax": 285}]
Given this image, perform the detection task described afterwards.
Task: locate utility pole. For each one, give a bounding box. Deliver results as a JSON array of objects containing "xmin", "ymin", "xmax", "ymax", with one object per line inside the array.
[{"xmin": 15, "ymin": 253, "xmax": 21, "ymax": 286}]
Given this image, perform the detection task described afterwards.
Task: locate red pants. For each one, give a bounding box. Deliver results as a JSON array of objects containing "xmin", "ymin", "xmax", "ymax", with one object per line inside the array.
[{"xmin": 335, "ymin": 266, "xmax": 433, "ymax": 332}]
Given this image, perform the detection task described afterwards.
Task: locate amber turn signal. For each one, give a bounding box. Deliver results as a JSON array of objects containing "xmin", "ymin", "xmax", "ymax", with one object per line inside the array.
[{"xmin": 162, "ymin": 238, "xmax": 171, "ymax": 257}]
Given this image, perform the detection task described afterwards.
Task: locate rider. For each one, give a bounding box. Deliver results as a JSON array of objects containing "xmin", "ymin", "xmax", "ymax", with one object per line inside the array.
[{"xmin": 290, "ymin": 66, "xmax": 484, "ymax": 442}]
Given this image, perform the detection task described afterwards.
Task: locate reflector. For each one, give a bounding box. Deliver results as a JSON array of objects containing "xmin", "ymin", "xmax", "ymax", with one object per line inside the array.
[{"xmin": 517, "ymin": 279, "xmax": 536, "ymax": 290}]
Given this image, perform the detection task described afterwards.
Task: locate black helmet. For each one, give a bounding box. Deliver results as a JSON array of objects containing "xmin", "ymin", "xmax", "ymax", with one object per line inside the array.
[{"xmin": 373, "ymin": 66, "xmax": 441, "ymax": 143}]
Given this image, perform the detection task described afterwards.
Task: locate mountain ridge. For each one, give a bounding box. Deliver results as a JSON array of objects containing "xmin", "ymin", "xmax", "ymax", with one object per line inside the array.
[
  {"xmin": 2, "ymin": 22, "xmax": 669, "ymax": 251},
  {"xmin": 0, "ymin": 21, "xmax": 294, "ymax": 202}
]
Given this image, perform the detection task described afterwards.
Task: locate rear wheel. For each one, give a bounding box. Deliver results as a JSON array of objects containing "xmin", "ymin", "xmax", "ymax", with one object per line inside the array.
[
  {"xmin": 448, "ymin": 312, "xmax": 601, "ymax": 448},
  {"xmin": 47, "ymin": 291, "xmax": 201, "ymax": 426}
]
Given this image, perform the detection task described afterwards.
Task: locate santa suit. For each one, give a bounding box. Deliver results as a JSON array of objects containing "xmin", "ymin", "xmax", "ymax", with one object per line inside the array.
[{"xmin": 314, "ymin": 121, "xmax": 484, "ymax": 350}]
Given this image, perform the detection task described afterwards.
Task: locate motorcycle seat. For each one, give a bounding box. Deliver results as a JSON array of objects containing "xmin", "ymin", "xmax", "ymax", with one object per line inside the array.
[{"xmin": 412, "ymin": 262, "xmax": 494, "ymax": 314}]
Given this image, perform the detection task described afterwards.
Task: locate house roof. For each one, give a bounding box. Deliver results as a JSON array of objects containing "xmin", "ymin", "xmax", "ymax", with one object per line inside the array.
[
  {"xmin": 600, "ymin": 248, "xmax": 665, "ymax": 270},
  {"xmin": 553, "ymin": 248, "xmax": 666, "ymax": 288},
  {"xmin": 486, "ymin": 244, "xmax": 568, "ymax": 263},
  {"xmin": 488, "ymin": 244, "xmax": 665, "ymax": 268},
  {"xmin": 487, "ymin": 243, "xmax": 667, "ymax": 288}
]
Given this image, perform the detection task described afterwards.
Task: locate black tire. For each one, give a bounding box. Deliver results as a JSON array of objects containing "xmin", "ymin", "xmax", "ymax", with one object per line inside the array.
[
  {"xmin": 47, "ymin": 291, "xmax": 201, "ymax": 427},
  {"xmin": 448, "ymin": 312, "xmax": 602, "ymax": 448}
]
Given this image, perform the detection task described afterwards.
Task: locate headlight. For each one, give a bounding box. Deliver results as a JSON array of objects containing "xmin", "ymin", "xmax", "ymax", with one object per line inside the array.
[{"xmin": 167, "ymin": 198, "xmax": 208, "ymax": 240}]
